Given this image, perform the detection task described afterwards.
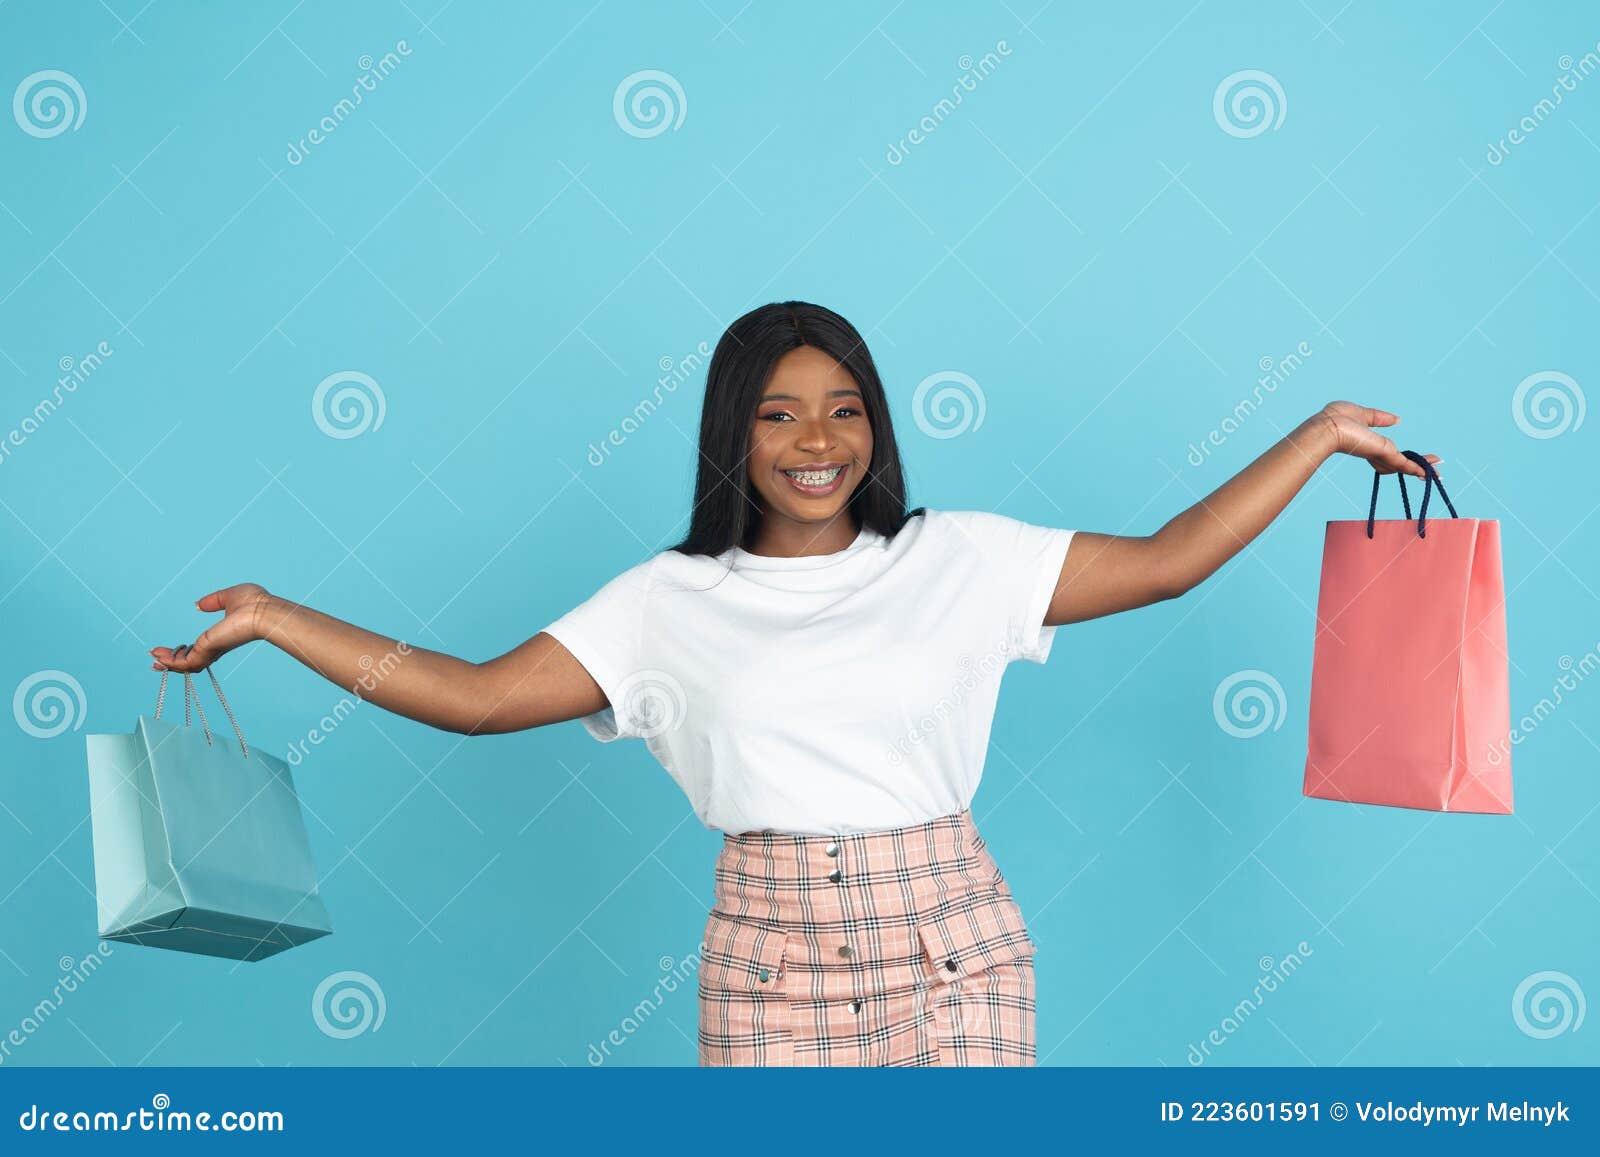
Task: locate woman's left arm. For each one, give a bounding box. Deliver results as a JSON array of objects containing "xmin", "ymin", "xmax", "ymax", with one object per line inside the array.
[{"xmin": 1043, "ymin": 401, "xmax": 1441, "ymax": 626}]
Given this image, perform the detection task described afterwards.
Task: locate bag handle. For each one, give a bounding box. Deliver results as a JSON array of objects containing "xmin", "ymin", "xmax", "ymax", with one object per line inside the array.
[
  {"xmin": 152, "ymin": 647, "xmax": 251, "ymax": 758},
  {"xmin": 1365, "ymin": 450, "xmax": 1458, "ymax": 540}
]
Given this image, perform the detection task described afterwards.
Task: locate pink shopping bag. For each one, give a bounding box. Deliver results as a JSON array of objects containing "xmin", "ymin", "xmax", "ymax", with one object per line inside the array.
[{"xmin": 1303, "ymin": 452, "xmax": 1512, "ymax": 813}]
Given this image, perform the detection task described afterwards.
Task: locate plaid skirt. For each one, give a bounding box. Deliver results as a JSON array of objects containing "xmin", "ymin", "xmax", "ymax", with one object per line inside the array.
[{"xmin": 697, "ymin": 808, "xmax": 1036, "ymax": 1066}]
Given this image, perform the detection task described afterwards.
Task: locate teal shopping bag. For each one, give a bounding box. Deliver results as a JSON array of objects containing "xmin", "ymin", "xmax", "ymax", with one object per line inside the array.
[{"xmin": 85, "ymin": 668, "xmax": 332, "ymax": 961}]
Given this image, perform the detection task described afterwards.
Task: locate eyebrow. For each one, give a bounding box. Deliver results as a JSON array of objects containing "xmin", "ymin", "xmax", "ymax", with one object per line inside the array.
[{"xmin": 761, "ymin": 388, "xmax": 863, "ymax": 401}]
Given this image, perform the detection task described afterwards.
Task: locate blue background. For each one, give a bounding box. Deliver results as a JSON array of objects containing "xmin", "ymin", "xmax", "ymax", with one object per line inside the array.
[{"xmin": 1, "ymin": 0, "xmax": 1595, "ymax": 1068}]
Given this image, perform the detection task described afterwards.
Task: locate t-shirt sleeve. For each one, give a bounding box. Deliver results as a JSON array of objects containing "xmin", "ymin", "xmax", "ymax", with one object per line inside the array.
[
  {"xmin": 937, "ymin": 509, "xmax": 1077, "ymax": 665},
  {"xmin": 539, "ymin": 560, "xmax": 655, "ymax": 742}
]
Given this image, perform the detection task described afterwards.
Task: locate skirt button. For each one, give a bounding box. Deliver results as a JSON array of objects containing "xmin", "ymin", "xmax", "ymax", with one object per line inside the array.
[
  {"xmin": 827, "ymin": 868, "xmax": 842, "ymax": 883},
  {"xmin": 848, "ymin": 999, "xmax": 863, "ymax": 1014}
]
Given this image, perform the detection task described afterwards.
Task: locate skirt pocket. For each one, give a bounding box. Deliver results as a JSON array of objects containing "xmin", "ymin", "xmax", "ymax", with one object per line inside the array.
[
  {"xmin": 914, "ymin": 890, "xmax": 1037, "ymax": 981},
  {"xmin": 697, "ymin": 911, "xmax": 792, "ymax": 1065},
  {"xmin": 913, "ymin": 892, "xmax": 1038, "ymax": 1066}
]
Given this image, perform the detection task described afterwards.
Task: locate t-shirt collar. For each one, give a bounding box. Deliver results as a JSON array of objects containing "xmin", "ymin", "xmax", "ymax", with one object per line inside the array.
[{"xmin": 727, "ymin": 522, "xmax": 881, "ymax": 571}]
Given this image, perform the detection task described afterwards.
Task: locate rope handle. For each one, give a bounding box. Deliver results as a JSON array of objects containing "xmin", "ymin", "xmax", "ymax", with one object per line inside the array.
[
  {"xmin": 152, "ymin": 647, "xmax": 251, "ymax": 758},
  {"xmin": 1365, "ymin": 450, "xmax": 1458, "ymax": 539}
]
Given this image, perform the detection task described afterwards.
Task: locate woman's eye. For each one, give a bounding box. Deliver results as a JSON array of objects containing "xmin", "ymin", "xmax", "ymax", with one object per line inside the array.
[{"xmin": 759, "ymin": 406, "xmax": 859, "ymax": 422}]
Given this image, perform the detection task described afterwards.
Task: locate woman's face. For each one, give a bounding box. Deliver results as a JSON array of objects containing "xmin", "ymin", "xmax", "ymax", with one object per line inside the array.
[{"xmin": 746, "ymin": 345, "xmax": 874, "ymax": 529}]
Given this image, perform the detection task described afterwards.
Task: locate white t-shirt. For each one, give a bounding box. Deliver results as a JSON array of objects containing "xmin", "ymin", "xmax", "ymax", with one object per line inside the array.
[{"xmin": 539, "ymin": 507, "xmax": 1076, "ymax": 835}]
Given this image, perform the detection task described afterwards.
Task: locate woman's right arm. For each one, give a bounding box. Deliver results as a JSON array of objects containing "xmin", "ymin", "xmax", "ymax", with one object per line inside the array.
[{"xmin": 148, "ymin": 583, "xmax": 607, "ymax": 736}]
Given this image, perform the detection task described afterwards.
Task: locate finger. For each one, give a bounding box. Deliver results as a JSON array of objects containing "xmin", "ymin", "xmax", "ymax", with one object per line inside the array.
[
  {"xmin": 1374, "ymin": 440, "xmax": 1421, "ymax": 476},
  {"xmin": 176, "ymin": 641, "xmax": 207, "ymax": 672},
  {"xmin": 196, "ymin": 589, "xmax": 230, "ymax": 613},
  {"xmin": 1336, "ymin": 401, "xmax": 1399, "ymax": 428},
  {"xmin": 1368, "ymin": 436, "xmax": 1398, "ymax": 472},
  {"xmin": 156, "ymin": 643, "xmax": 198, "ymax": 673}
]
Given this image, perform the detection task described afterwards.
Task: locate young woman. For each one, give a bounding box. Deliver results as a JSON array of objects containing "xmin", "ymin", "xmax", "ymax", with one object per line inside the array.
[{"xmin": 151, "ymin": 301, "xmax": 1439, "ymax": 1067}]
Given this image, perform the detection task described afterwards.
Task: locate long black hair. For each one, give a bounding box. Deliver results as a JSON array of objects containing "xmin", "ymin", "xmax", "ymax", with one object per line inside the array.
[{"xmin": 670, "ymin": 301, "xmax": 921, "ymax": 557}]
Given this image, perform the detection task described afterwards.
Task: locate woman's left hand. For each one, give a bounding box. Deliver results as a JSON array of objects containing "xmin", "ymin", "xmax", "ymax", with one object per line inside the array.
[{"xmin": 1314, "ymin": 400, "xmax": 1440, "ymax": 478}]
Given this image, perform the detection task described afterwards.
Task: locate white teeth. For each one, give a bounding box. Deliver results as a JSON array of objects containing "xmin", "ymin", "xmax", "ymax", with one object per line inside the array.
[{"xmin": 784, "ymin": 466, "xmax": 843, "ymax": 487}]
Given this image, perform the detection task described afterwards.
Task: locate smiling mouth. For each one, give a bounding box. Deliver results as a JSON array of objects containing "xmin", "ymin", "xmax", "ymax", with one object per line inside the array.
[{"xmin": 781, "ymin": 464, "xmax": 846, "ymax": 495}]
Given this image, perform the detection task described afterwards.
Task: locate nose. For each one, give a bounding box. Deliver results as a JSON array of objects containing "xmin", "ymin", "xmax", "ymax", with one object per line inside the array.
[{"xmin": 794, "ymin": 416, "xmax": 832, "ymax": 452}]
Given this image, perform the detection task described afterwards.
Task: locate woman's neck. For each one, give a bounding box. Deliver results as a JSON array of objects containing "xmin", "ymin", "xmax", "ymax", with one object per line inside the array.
[{"xmin": 743, "ymin": 513, "xmax": 859, "ymax": 558}]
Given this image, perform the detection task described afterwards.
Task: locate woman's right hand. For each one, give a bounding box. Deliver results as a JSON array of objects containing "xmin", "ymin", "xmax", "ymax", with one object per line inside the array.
[
  {"xmin": 144, "ymin": 581, "xmax": 608, "ymax": 734},
  {"xmin": 149, "ymin": 583, "xmax": 275, "ymax": 673}
]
